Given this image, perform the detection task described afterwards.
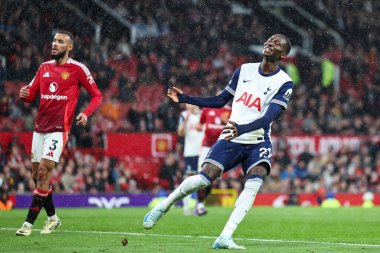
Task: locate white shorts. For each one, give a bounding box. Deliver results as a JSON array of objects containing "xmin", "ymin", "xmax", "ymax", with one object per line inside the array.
[
  {"xmin": 197, "ymin": 146, "xmax": 211, "ymax": 173},
  {"xmin": 31, "ymin": 131, "xmax": 68, "ymax": 163}
]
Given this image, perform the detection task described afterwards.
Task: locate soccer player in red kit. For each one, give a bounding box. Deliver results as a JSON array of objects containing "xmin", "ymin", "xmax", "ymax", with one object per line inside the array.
[
  {"xmin": 16, "ymin": 31, "xmax": 102, "ymax": 236},
  {"xmin": 195, "ymin": 101, "xmax": 231, "ymax": 216}
]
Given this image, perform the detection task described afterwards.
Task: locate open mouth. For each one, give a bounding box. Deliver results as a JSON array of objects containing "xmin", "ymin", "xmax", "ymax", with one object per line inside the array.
[
  {"xmin": 52, "ymin": 48, "xmax": 58, "ymax": 54},
  {"xmin": 263, "ymin": 45, "xmax": 273, "ymax": 54}
]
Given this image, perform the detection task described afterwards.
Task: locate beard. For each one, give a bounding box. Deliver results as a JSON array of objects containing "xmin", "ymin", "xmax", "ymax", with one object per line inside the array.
[
  {"xmin": 263, "ymin": 53, "xmax": 280, "ymax": 63},
  {"xmin": 51, "ymin": 50, "xmax": 66, "ymax": 60}
]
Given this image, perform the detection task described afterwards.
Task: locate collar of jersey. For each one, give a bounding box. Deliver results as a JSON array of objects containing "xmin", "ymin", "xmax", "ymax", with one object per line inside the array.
[{"xmin": 258, "ymin": 64, "xmax": 280, "ymax": 77}]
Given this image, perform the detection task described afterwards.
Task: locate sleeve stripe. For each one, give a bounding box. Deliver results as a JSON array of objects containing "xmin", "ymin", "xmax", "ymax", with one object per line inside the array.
[
  {"xmin": 69, "ymin": 59, "xmax": 91, "ymax": 76},
  {"xmin": 28, "ymin": 76, "xmax": 36, "ymax": 86},
  {"xmin": 225, "ymin": 86, "xmax": 235, "ymax": 95},
  {"xmin": 271, "ymin": 99, "xmax": 288, "ymax": 109},
  {"xmin": 79, "ymin": 63, "xmax": 91, "ymax": 76}
]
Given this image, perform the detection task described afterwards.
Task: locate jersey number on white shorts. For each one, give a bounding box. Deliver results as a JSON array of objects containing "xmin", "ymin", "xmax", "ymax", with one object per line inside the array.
[{"xmin": 49, "ymin": 140, "xmax": 58, "ymax": 151}]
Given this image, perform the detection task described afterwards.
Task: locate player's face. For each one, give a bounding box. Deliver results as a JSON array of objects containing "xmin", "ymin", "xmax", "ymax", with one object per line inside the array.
[
  {"xmin": 262, "ymin": 35, "xmax": 287, "ymax": 62},
  {"xmin": 51, "ymin": 33, "xmax": 73, "ymax": 60}
]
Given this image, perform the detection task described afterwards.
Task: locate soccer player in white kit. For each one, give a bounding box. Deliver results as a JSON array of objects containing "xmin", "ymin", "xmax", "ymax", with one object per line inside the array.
[
  {"xmin": 144, "ymin": 34, "xmax": 293, "ymax": 250},
  {"xmin": 177, "ymin": 104, "xmax": 204, "ymax": 215}
]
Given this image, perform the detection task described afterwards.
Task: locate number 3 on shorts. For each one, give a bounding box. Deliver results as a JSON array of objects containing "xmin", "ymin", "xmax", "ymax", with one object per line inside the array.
[
  {"xmin": 32, "ymin": 132, "xmax": 68, "ymax": 163},
  {"xmin": 49, "ymin": 140, "xmax": 58, "ymax": 151}
]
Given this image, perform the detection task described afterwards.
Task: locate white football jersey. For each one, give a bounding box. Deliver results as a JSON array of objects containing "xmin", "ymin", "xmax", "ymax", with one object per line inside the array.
[
  {"xmin": 178, "ymin": 110, "xmax": 204, "ymax": 157},
  {"xmin": 220, "ymin": 63, "xmax": 294, "ymax": 144}
]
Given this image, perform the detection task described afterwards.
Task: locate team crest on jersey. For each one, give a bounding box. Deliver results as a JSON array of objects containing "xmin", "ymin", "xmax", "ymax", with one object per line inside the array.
[{"xmin": 61, "ymin": 72, "xmax": 70, "ymax": 80}]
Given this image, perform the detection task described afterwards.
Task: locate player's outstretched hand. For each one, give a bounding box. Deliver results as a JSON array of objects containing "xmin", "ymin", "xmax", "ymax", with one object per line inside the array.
[
  {"xmin": 222, "ymin": 120, "xmax": 238, "ymax": 141},
  {"xmin": 76, "ymin": 113, "xmax": 88, "ymax": 126},
  {"xmin": 167, "ymin": 86, "xmax": 183, "ymax": 103},
  {"xmin": 19, "ymin": 86, "xmax": 30, "ymax": 99}
]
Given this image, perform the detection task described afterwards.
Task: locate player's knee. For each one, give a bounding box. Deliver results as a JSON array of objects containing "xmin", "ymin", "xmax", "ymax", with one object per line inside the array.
[
  {"xmin": 37, "ymin": 165, "xmax": 49, "ymax": 181},
  {"xmin": 247, "ymin": 163, "xmax": 269, "ymax": 178},
  {"xmin": 201, "ymin": 163, "xmax": 221, "ymax": 182}
]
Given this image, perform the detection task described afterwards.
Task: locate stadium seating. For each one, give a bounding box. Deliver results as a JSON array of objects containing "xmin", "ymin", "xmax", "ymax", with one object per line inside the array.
[{"xmin": 0, "ymin": 0, "xmax": 379, "ymax": 196}]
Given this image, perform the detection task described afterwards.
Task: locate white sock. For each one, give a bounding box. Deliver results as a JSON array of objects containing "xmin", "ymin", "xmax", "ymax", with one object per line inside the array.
[
  {"xmin": 183, "ymin": 195, "xmax": 192, "ymax": 215},
  {"xmin": 23, "ymin": 222, "xmax": 33, "ymax": 228},
  {"xmin": 162, "ymin": 174, "xmax": 210, "ymax": 210},
  {"xmin": 220, "ymin": 177, "xmax": 263, "ymax": 238},
  {"xmin": 48, "ymin": 214, "xmax": 58, "ymax": 221}
]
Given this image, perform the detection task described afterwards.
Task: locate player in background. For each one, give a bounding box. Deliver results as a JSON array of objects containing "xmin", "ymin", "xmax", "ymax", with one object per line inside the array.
[
  {"xmin": 144, "ymin": 34, "xmax": 293, "ymax": 250},
  {"xmin": 16, "ymin": 31, "xmax": 102, "ymax": 236},
  {"xmin": 177, "ymin": 104, "xmax": 204, "ymax": 215},
  {"xmin": 194, "ymin": 92, "xmax": 231, "ymax": 216}
]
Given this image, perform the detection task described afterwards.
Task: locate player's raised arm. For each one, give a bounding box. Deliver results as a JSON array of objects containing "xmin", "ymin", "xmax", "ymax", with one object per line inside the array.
[
  {"xmin": 167, "ymin": 67, "xmax": 239, "ymax": 108},
  {"xmin": 167, "ymin": 86, "xmax": 233, "ymax": 108}
]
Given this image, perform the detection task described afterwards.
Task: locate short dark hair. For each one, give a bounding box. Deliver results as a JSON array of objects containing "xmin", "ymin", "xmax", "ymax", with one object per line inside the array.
[
  {"xmin": 56, "ymin": 30, "xmax": 74, "ymax": 43},
  {"xmin": 279, "ymin": 34, "xmax": 291, "ymax": 55}
]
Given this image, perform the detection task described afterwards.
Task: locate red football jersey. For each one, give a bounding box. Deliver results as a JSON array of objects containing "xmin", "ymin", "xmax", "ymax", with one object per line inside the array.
[
  {"xmin": 200, "ymin": 106, "xmax": 232, "ymax": 147},
  {"xmin": 24, "ymin": 58, "xmax": 102, "ymax": 133}
]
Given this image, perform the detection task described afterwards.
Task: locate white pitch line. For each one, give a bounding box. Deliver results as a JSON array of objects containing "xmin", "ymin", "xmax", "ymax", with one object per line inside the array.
[{"xmin": 2, "ymin": 227, "xmax": 380, "ymax": 248}]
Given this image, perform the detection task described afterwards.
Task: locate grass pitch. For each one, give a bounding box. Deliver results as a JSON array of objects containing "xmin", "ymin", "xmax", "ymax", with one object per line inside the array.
[{"xmin": 0, "ymin": 207, "xmax": 379, "ymax": 252}]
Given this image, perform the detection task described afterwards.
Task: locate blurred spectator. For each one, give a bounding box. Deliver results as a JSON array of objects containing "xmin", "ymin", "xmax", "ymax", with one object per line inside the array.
[
  {"xmin": 159, "ymin": 152, "xmax": 179, "ymax": 190},
  {"xmin": 141, "ymin": 104, "xmax": 156, "ymax": 132},
  {"xmin": 0, "ymin": 185, "xmax": 13, "ymax": 211},
  {"xmin": 0, "ymin": 144, "xmax": 7, "ymax": 169},
  {"xmin": 127, "ymin": 101, "xmax": 141, "ymax": 131},
  {"xmin": 321, "ymin": 192, "xmax": 341, "ymax": 208},
  {"xmin": 61, "ymin": 165, "xmax": 75, "ymax": 193}
]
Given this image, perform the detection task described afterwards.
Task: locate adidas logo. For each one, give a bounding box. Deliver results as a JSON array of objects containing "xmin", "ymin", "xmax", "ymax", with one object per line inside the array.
[
  {"xmin": 46, "ymin": 151, "xmax": 54, "ymax": 157},
  {"xmin": 43, "ymin": 72, "xmax": 50, "ymax": 78}
]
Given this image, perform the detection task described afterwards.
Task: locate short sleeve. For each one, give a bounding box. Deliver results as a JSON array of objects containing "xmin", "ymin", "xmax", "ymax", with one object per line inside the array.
[
  {"xmin": 270, "ymin": 81, "xmax": 294, "ymax": 110},
  {"xmin": 225, "ymin": 67, "xmax": 241, "ymax": 96}
]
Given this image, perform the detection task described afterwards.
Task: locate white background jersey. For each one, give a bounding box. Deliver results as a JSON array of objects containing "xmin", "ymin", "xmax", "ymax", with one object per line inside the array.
[
  {"xmin": 179, "ymin": 110, "xmax": 204, "ymax": 157},
  {"xmin": 220, "ymin": 62, "xmax": 294, "ymax": 144}
]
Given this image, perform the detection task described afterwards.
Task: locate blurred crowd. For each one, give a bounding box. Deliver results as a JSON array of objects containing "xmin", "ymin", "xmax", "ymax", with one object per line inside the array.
[
  {"xmin": 1, "ymin": 136, "xmax": 379, "ymax": 197},
  {"xmin": 0, "ymin": 0, "xmax": 379, "ymax": 195}
]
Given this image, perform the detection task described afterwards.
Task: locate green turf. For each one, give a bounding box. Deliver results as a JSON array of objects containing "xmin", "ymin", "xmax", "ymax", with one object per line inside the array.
[{"xmin": 0, "ymin": 207, "xmax": 379, "ymax": 252}]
